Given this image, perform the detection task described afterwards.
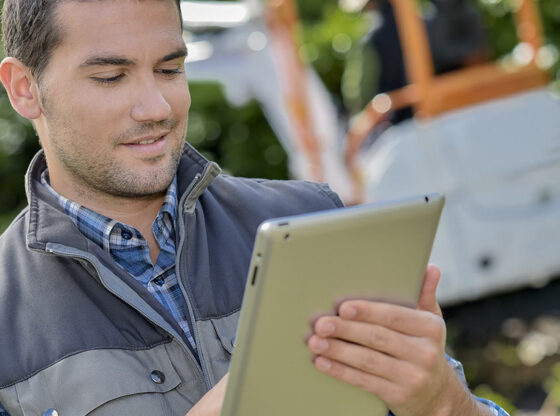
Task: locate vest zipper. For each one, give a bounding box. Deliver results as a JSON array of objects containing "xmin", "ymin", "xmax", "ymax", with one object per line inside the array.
[
  {"xmin": 42, "ymin": 244, "xmax": 206, "ymax": 389},
  {"xmin": 175, "ymin": 171, "xmax": 214, "ymax": 390}
]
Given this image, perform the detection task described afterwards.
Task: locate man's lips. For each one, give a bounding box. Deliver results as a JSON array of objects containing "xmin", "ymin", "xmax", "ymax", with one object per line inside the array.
[
  {"xmin": 121, "ymin": 132, "xmax": 169, "ymax": 145},
  {"xmin": 134, "ymin": 136, "xmax": 161, "ymax": 145},
  {"xmin": 119, "ymin": 133, "xmax": 169, "ymax": 158}
]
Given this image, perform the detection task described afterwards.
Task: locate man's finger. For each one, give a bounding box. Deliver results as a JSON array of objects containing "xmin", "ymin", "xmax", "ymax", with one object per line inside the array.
[
  {"xmin": 417, "ymin": 264, "xmax": 443, "ymax": 317},
  {"xmin": 313, "ymin": 355, "xmax": 399, "ymax": 400},
  {"xmin": 311, "ymin": 318, "xmax": 438, "ymax": 363},
  {"xmin": 308, "ymin": 334, "xmax": 426, "ymax": 384},
  {"xmin": 326, "ymin": 301, "xmax": 443, "ymax": 338}
]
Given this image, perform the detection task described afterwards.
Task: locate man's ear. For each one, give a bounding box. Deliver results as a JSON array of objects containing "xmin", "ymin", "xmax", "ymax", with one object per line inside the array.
[{"xmin": 0, "ymin": 57, "xmax": 42, "ymax": 120}]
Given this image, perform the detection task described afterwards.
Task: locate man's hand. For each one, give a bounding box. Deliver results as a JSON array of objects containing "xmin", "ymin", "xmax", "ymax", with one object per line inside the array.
[
  {"xmin": 186, "ymin": 373, "xmax": 228, "ymax": 416},
  {"xmin": 307, "ymin": 265, "xmax": 492, "ymax": 416}
]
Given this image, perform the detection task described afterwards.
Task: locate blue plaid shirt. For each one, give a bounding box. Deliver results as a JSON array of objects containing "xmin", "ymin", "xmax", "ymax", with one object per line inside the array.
[
  {"xmin": 39, "ymin": 171, "xmax": 198, "ymax": 353},
  {"xmin": 0, "ymin": 174, "xmax": 510, "ymax": 416}
]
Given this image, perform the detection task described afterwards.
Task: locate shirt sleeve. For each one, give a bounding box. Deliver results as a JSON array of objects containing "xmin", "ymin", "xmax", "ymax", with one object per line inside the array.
[
  {"xmin": 386, "ymin": 355, "xmax": 510, "ymax": 416},
  {"xmin": 446, "ymin": 354, "xmax": 511, "ymax": 416},
  {"xmin": 0, "ymin": 403, "xmax": 10, "ymax": 416}
]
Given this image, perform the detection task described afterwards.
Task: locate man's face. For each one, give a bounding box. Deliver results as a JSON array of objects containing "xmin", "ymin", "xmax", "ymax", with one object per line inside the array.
[{"xmin": 36, "ymin": 0, "xmax": 190, "ymax": 199}]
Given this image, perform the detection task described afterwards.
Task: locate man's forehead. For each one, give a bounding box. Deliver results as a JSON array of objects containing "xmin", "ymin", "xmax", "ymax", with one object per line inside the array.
[
  {"xmin": 57, "ymin": 0, "xmax": 181, "ymax": 19},
  {"xmin": 53, "ymin": 0, "xmax": 184, "ymax": 62},
  {"xmin": 55, "ymin": 0, "xmax": 182, "ymax": 29}
]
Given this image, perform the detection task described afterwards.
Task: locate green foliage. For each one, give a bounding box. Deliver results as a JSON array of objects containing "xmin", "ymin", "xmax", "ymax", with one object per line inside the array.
[
  {"xmin": 544, "ymin": 362, "xmax": 560, "ymax": 411},
  {"xmin": 187, "ymin": 82, "xmax": 288, "ymax": 179},
  {"xmin": 297, "ymin": 0, "xmax": 338, "ymax": 23},
  {"xmin": 299, "ymin": 4, "xmax": 370, "ymax": 98}
]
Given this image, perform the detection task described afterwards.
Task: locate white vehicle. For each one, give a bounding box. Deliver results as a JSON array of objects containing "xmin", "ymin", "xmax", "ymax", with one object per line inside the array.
[{"xmin": 181, "ymin": 0, "xmax": 560, "ymax": 305}]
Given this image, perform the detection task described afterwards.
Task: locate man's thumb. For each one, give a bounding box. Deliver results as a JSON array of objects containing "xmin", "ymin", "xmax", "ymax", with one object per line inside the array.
[{"xmin": 417, "ymin": 264, "xmax": 443, "ymax": 317}]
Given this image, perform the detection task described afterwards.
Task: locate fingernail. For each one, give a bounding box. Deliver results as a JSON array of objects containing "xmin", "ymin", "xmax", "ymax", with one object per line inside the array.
[{"xmin": 316, "ymin": 357, "xmax": 332, "ymax": 372}]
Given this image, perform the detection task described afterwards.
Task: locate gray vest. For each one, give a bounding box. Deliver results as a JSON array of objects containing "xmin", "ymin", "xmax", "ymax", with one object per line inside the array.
[{"xmin": 0, "ymin": 145, "xmax": 342, "ymax": 415}]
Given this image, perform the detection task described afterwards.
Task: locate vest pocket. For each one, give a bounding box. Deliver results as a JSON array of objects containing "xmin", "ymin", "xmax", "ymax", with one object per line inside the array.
[
  {"xmin": 210, "ymin": 316, "xmax": 238, "ymax": 356},
  {"xmin": 193, "ymin": 312, "xmax": 240, "ymax": 386},
  {"xmin": 14, "ymin": 343, "xmax": 181, "ymax": 416}
]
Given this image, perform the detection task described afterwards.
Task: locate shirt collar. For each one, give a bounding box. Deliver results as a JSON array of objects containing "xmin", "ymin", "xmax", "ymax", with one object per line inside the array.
[{"xmin": 40, "ymin": 170, "xmax": 178, "ymax": 251}]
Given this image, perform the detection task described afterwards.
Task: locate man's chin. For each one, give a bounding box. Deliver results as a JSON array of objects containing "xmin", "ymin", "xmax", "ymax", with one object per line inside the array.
[
  {"xmin": 108, "ymin": 181, "xmax": 172, "ymax": 199},
  {"xmin": 90, "ymin": 170, "xmax": 175, "ymax": 200}
]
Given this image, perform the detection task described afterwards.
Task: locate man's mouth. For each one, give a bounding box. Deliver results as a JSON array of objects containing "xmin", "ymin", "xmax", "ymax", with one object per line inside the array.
[
  {"xmin": 124, "ymin": 133, "xmax": 168, "ymax": 146},
  {"xmin": 119, "ymin": 133, "xmax": 170, "ymax": 158},
  {"xmin": 136, "ymin": 137, "xmax": 162, "ymax": 145}
]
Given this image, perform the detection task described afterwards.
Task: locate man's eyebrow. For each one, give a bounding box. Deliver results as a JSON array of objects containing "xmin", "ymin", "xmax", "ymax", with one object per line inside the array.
[
  {"xmin": 79, "ymin": 55, "xmax": 136, "ymax": 68},
  {"xmin": 79, "ymin": 46, "xmax": 188, "ymax": 68},
  {"xmin": 158, "ymin": 46, "xmax": 188, "ymax": 64}
]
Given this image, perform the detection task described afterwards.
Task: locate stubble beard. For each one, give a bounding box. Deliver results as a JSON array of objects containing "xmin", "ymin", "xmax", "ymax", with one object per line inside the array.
[
  {"xmin": 93, "ymin": 118, "xmax": 186, "ymax": 199},
  {"xmin": 66, "ymin": 135, "xmax": 186, "ymax": 200},
  {"xmin": 44, "ymin": 109, "xmax": 187, "ymax": 200}
]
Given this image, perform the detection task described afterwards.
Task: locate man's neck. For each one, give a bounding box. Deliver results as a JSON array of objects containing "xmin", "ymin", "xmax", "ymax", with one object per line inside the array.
[
  {"xmin": 96, "ymin": 200, "xmax": 164, "ymax": 264},
  {"xmin": 51, "ymin": 179, "xmax": 167, "ymax": 264}
]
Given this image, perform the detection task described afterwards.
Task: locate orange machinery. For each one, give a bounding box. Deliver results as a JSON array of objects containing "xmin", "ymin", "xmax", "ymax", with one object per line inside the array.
[{"xmin": 344, "ymin": 0, "xmax": 550, "ymax": 203}]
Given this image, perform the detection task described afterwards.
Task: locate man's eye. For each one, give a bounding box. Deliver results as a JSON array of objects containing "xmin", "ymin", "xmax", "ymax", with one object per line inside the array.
[
  {"xmin": 158, "ymin": 68, "xmax": 184, "ymax": 76},
  {"xmin": 92, "ymin": 74, "xmax": 124, "ymax": 84}
]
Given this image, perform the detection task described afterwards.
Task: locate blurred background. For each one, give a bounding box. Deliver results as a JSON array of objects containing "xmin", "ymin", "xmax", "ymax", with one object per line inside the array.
[{"xmin": 0, "ymin": 0, "xmax": 559, "ymax": 414}]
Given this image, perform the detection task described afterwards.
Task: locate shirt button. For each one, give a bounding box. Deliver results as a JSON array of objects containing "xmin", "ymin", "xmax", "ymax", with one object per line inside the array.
[
  {"xmin": 154, "ymin": 277, "xmax": 165, "ymax": 286},
  {"xmin": 121, "ymin": 229, "xmax": 133, "ymax": 240},
  {"xmin": 42, "ymin": 410, "xmax": 59, "ymax": 416},
  {"xmin": 151, "ymin": 370, "xmax": 166, "ymax": 384}
]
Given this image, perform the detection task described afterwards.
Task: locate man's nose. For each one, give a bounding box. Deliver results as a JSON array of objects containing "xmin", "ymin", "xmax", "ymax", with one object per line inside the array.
[{"xmin": 130, "ymin": 78, "xmax": 172, "ymax": 122}]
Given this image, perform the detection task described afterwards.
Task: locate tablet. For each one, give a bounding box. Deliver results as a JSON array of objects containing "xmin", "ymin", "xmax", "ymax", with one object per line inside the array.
[{"xmin": 221, "ymin": 194, "xmax": 445, "ymax": 416}]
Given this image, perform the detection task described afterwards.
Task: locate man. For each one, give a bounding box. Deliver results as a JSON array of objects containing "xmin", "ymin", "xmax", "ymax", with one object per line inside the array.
[{"xmin": 0, "ymin": 1, "xmax": 507, "ymax": 415}]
